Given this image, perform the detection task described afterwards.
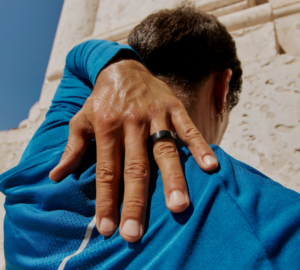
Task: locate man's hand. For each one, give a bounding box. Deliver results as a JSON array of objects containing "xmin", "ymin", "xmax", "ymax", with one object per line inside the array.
[{"xmin": 49, "ymin": 58, "xmax": 218, "ymax": 242}]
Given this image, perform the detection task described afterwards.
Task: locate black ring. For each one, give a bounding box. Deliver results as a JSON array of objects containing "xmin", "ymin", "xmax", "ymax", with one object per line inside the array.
[{"xmin": 151, "ymin": 130, "xmax": 177, "ymax": 143}]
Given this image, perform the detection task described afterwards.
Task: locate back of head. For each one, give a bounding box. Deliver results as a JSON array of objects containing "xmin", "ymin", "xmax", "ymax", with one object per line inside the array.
[{"xmin": 128, "ymin": 2, "xmax": 243, "ymax": 110}]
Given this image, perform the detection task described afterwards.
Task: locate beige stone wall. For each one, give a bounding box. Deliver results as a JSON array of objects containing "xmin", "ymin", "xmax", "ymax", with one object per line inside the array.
[
  {"xmin": 221, "ymin": 54, "xmax": 300, "ymax": 193},
  {"xmin": 1, "ymin": 0, "xmax": 300, "ymax": 268}
]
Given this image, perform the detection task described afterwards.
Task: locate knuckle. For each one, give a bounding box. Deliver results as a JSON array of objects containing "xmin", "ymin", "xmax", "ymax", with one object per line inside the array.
[
  {"xmin": 124, "ymin": 197, "xmax": 145, "ymax": 213},
  {"xmin": 168, "ymin": 99, "xmax": 182, "ymax": 111},
  {"xmin": 148, "ymin": 103, "xmax": 160, "ymax": 116},
  {"xmin": 165, "ymin": 172, "xmax": 184, "ymax": 183},
  {"xmin": 60, "ymin": 144, "xmax": 74, "ymax": 161},
  {"xmin": 98, "ymin": 113, "xmax": 119, "ymax": 128},
  {"xmin": 96, "ymin": 198, "xmax": 115, "ymax": 213},
  {"xmin": 182, "ymin": 126, "xmax": 202, "ymax": 142},
  {"xmin": 69, "ymin": 114, "xmax": 79, "ymax": 127},
  {"xmin": 64, "ymin": 144, "xmax": 73, "ymax": 154},
  {"xmin": 70, "ymin": 112, "xmax": 93, "ymax": 135},
  {"xmin": 96, "ymin": 166, "xmax": 115, "ymax": 184},
  {"xmin": 125, "ymin": 109, "xmax": 144, "ymax": 126},
  {"xmin": 155, "ymin": 142, "xmax": 178, "ymax": 159},
  {"xmin": 124, "ymin": 161, "xmax": 148, "ymax": 179}
]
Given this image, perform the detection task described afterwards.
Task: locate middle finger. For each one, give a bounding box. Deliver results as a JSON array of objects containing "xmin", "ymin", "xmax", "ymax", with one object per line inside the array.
[{"xmin": 119, "ymin": 124, "xmax": 150, "ymax": 243}]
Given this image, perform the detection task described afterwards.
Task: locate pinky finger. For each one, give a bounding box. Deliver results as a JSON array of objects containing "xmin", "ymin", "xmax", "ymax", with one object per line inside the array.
[
  {"xmin": 170, "ymin": 103, "xmax": 218, "ymax": 172},
  {"xmin": 49, "ymin": 114, "xmax": 92, "ymax": 182}
]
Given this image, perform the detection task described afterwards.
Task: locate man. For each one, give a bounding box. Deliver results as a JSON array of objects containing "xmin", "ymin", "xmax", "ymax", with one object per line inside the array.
[{"xmin": 1, "ymin": 4, "xmax": 300, "ymax": 270}]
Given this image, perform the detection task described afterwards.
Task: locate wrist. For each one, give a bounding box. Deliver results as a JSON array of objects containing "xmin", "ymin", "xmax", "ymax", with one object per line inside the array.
[
  {"xmin": 106, "ymin": 49, "xmax": 144, "ymax": 69},
  {"xmin": 112, "ymin": 58, "xmax": 147, "ymax": 72},
  {"xmin": 95, "ymin": 50, "xmax": 148, "ymax": 86}
]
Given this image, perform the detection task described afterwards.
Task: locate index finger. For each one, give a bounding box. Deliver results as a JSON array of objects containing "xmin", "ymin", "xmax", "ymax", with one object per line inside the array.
[{"xmin": 171, "ymin": 103, "xmax": 218, "ymax": 171}]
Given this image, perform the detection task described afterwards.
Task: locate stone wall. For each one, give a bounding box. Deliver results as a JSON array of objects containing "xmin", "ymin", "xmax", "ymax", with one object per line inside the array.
[
  {"xmin": 222, "ymin": 54, "xmax": 300, "ymax": 193},
  {"xmin": 1, "ymin": 0, "xmax": 300, "ymax": 268}
]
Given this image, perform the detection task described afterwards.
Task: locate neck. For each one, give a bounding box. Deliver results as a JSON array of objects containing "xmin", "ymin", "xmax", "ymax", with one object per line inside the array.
[
  {"xmin": 162, "ymin": 73, "xmax": 229, "ymax": 145},
  {"xmin": 188, "ymin": 75, "xmax": 226, "ymax": 145},
  {"xmin": 190, "ymin": 90, "xmax": 218, "ymax": 145}
]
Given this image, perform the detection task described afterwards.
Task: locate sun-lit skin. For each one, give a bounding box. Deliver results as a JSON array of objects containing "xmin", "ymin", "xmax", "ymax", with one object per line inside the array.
[
  {"xmin": 189, "ymin": 69, "xmax": 232, "ymax": 146},
  {"xmin": 49, "ymin": 59, "xmax": 225, "ymax": 243},
  {"xmin": 50, "ymin": 60, "xmax": 232, "ymax": 242},
  {"xmin": 48, "ymin": 60, "xmax": 232, "ymax": 243}
]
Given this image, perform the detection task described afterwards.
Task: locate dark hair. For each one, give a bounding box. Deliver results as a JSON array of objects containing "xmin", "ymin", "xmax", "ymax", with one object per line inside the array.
[{"xmin": 128, "ymin": 3, "xmax": 242, "ymax": 110}]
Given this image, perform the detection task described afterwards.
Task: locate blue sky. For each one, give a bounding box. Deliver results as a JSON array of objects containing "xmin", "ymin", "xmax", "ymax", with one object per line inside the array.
[{"xmin": 0, "ymin": 0, "xmax": 64, "ymax": 131}]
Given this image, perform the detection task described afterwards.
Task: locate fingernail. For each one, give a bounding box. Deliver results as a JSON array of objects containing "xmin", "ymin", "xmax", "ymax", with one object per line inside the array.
[
  {"xmin": 203, "ymin": 155, "xmax": 217, "ymax": 166},
  {"xmin": 99, "ymin": 218, "xmax": 116, "ymax": 234},
  {"xmin": 170, "ymin": 190, "xmax": 186, "ymax": 206},
  {"xmin": 122, "ymin": 219, "xmax": 141, "ymax": 237}
]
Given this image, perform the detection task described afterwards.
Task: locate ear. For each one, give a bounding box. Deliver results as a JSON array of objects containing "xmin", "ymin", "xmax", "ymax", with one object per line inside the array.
[{"xmin": 214, "ymin": 69, "xmax": 232, "ymax": 111}]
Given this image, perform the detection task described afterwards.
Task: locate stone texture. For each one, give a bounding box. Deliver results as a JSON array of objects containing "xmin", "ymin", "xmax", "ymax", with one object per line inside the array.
[
  {"xmin": 197, "ymin": 0, "xmax": 244, "ymax": 12},
  {"xmin": 0, "ymin": 128, "xmax": 29, "ymax": 175},
  {"xmin": 273, "ymin": 3, "xmax": 300, "ymax": 19},
  {"xmin": 275, "ymin": 13, "xmax": 300, "ymax": 57},
  {"xmin": 231, "ymin": 22, "xmax": 278, "ymax": 63},
  {"xmin": 48, "ymin": 0, "xmax": 265, "ymax": 78},
  {"xmin": 39, "ymin": 79, "xmax": 61, "ymax": 110},
  {"xmin": 46, "ymin": 0, "xmax": 99, "ymax": 81},
  {"xmin": 93, "ymin": 0, "xmax": 183, "ymax": 36},
  {"xmin": 219, "ymin": 3, "xmax": 272, "ymax": 31},
  {"xmin": 93, "ymin": 0, "xmax": 247, "ymax": 36},
  {"xmin": 221, "ymin": 54, "xmax": 300, "ymax": 193},
  {"xmin": 269, "ymin": 0, "xmax": 300, "ymax": 9},
  {"xmin": 209, "ymin": 1, "xmax": 249, "ymax": 17},
  {"xmin": 255, "ymin": 0, "xmax": 268, "ymax": 5}
]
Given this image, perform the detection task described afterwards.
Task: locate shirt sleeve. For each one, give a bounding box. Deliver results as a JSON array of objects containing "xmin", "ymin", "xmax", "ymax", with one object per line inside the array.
[{"xmin": 20, "ymin": 40, "xmax": 140, "ymax": 162}]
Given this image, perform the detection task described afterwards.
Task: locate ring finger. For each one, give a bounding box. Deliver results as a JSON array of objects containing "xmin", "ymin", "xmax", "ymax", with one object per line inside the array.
[{"xmin": 151, "ymin": 115, "xmax": 190, "ymax": 213}]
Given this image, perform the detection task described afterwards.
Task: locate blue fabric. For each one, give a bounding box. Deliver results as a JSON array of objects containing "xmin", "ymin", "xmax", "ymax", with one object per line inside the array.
[{"xmin": 1, "ymin": 40, "xmax": 300, "ymax": 270}]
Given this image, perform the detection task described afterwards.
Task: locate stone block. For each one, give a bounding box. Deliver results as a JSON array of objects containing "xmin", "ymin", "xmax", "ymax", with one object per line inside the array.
[
  {"xmin": 273, "ymin": 3, "xmax": 300, "ymax": 19},
  {"xmin": 46, "ymin": 0, "xmax": 99, "ymax": 81},
  {"xmin": 39, "ymin": 79, "xmax": 61, "ymax": 110},
  {"xmin": 93, "ymin": 0, "xmax": 247, "ymax": 36},
  {"xmin": 275, "ymin": 13, "xmax": 300, "ymax": 57},
  {"xmin": 269, "ymin": 0, "xmax": 300, "ymax": 9},
  {"xmin": 0, "ymin": 128, "xmax": 29, "ymax": 175},
  {"xmin": 197, "ymin": 0, "xmax": 244, "ymax": 12},
  {"xmin": 221, "ymin": 54, "xmax": 300, "ymax": 193},
  {"xmin": 93, "ymin": 0, "xmax": 183, "ymax": 36},
  {"xmin": 219, "ymin": 3, "xmax": 272, "ymax": 31},
  {"xmin": 231, "ymin": 21, "xmax": 278, "ymax": 63},
  {"xmin": 209, "ymin": 1, "xmax": 249, "ymax": 17}
]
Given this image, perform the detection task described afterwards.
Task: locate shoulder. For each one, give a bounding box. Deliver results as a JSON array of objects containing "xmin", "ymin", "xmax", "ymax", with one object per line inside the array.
[
  {"xmin": 177, "ymin": 143, "xmax": 300, "ymax": 267},
  {"xmin": 193, "ymin": 144, "xmax": 300, "ymax": 207},
  {"xmin": 211, "ymin": 145, "xmax": 300, "ymax": 199}
]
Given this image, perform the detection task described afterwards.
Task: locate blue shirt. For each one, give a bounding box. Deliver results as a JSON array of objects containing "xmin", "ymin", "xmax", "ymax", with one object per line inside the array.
[{"xmin": 1, "ymin": 40, "xmax": 300, "ymax": 270}]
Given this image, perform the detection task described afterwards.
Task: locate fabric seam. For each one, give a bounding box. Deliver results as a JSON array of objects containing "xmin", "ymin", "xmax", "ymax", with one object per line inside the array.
[{"xmin": 216, "ymin": 166, "xmax": 274, "ymax": 270}]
